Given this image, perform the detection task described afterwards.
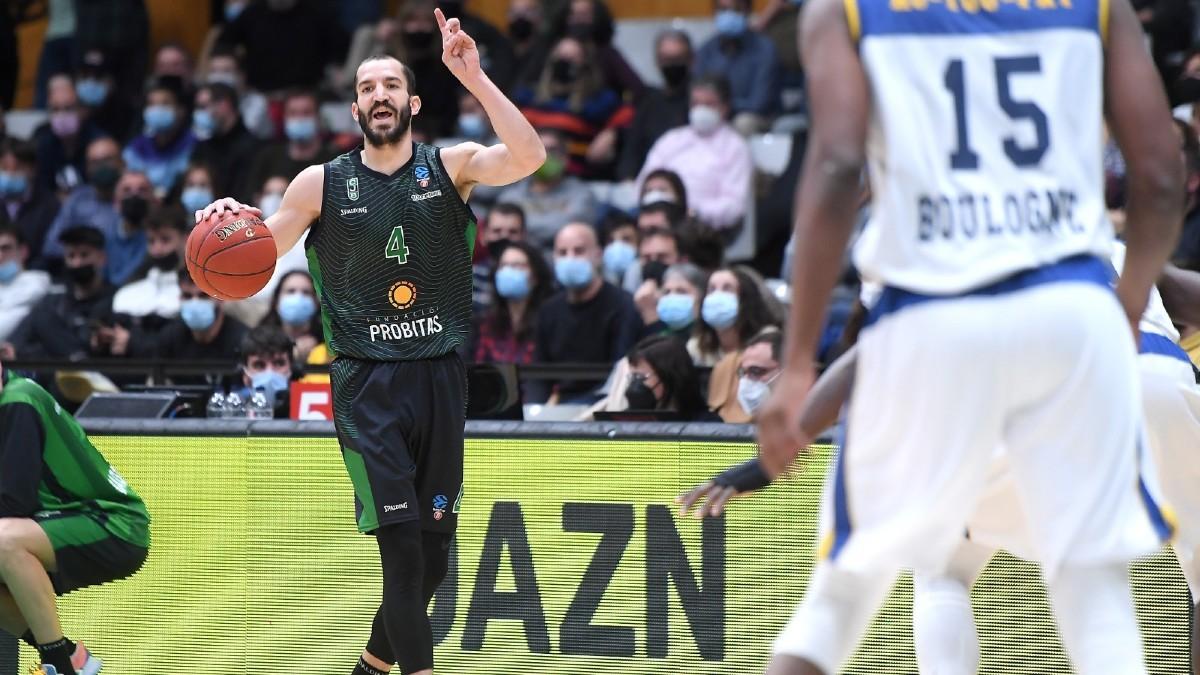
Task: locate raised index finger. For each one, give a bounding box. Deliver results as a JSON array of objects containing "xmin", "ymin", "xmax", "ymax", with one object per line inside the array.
[{"xmin": 434, "ymin": 7, "xmax": 450, "ymax": 38}]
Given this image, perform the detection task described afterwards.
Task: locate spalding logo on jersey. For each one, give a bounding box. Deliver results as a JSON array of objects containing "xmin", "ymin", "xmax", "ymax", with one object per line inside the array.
[
  {"xmin": 347, "ymin": 177, "xmax": 359, "ymax": 201},
  {"xmin": 415, "ymin": 165, "xmax": 431, "ymax": 188}
]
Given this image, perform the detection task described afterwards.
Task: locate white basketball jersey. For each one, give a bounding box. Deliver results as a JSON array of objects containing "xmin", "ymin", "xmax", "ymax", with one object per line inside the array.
[
  {"xmin": 849, "ymin": 0, "xmax": 1113, "ymax": 294},
  {"xmin": 1110, "ymin": 241, "xmax": 1180, "ymax": 342}
]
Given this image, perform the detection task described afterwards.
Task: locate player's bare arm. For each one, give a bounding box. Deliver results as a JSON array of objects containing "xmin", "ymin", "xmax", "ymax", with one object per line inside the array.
[
  {"xmin": 677, "ymin": 346, "xmax": 859, "ymax": 519},
  {"xmin": 192, "ymin": 165, "xmax": 323, "ymax": 259},
  {"xmin": 756, "ymin": 0, "xmax": 868, "ymax": 480},
  {"xmin": 433, "ymin": 8, "xmax": 546, "ymax": 197},
  {"xmin": 1158, "ymin": 263, "xmax": 1200, "ymax": 327},
  {"xmin": 1105, "ymin": 0, "xmax": 1184, "ymax": 334}
]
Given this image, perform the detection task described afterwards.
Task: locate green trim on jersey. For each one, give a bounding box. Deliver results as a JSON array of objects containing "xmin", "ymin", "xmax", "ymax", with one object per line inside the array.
[
  {"xmin": 306, "ymin": 245, "xmax": 337, "ymax": 358},
  {"xmin": 39, "ymin": 512, "xmax": 111, "ymax": 549},
  {"xmin": 0, "ymin": 376, "xmax": 150, "ymax": 548},
  {"xmin": 340, "ymin": 446, "xmax": 379, "ymax": 533}
]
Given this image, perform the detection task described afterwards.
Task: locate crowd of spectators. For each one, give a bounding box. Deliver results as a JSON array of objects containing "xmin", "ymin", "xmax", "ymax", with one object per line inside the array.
[{"xmin": 3, "ymin": 0, "xmax": 1198, "ymax": 422}]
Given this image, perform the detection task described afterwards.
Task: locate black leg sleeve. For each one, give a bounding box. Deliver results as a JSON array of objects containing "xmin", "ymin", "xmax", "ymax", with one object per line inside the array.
[
  {"xmin": 375, "ymin": 521, "xmax": 433, "ymax": 674},
  {"xmin": 421, "ymin": 532, "xmax": 453, "ymax": 605}
]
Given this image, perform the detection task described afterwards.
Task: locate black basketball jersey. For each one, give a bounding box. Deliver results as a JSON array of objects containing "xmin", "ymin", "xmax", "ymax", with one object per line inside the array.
[{"xmin": 307, "ymin": 143, "xmax": 477, "ymax": 361}]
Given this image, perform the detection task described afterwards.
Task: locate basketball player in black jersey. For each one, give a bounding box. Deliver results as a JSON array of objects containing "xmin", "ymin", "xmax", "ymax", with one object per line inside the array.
[{"xmin": 196, "ymin": 9, "xmax": 545, "ymax": 675}]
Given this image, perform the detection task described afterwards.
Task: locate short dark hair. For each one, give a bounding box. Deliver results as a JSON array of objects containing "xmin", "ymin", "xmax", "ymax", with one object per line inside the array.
[
  {"xmin": 0, "ymin": 137, "xmax": 36, "ymax": 167},
  {"xmin": 355, "ymin": 55, "xmax": 418, "ymax": 95},
  {"xmin": 639, "ymin": 226, "xmax": 677, "ymax": 249},
  {"xmin": 147, "ymin": 74, "xmax": 187, "ymax": 105},
  {"xmin": 600, "ymin": 210, "xmax": 636, "ymax": 245},
  {"xmin": 654, "ymin": 29, "xmax": 692, "ymax": 56},
  {"xmin": 691, "ymin": 74, "xmax": 732, "ymax": 107},
  {"xmin": 626, "ymin": 334, "xmax": 709, "ymax": 417},
  {"xmin": 284, "ymin": 88, "xmax": 320, "ymax": 109},
  {"xmin": 239, "ymin": 324, "xmax": 295, "ymax": 364},
  {"xmin": 745, "ymin": 328, "xmax": 782, "ymax": 363},
  {"xmin": 201, "ymin": 81, "xmax": 239, "ymax": 108},
  {"xmin": 59, "ymin": 225, "xmax": 105, "ymax": 249},
  {"xmin": 488, "ymin": 202, "xmax": 527, "ymax": 232},
  {"xmin": 145, "ymin": 205, "xmax": 189, "ymax": 233},
  {"xmin": 0, "ymin": 222, "xmax": 24, "ymax": 246},
  {"xmin": 637, "ymin": 202, "xmax": 681, "ymax": 228}
]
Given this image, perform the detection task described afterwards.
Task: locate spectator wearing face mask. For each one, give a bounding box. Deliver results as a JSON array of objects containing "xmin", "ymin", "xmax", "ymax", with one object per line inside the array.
[
  {"xmin": 517, "ymin": 35, "xmax": 630, "ymax": 179},
  {"xmin": 618, "ymin": 335, "xmax": 719, "ymax": 421},
  {"xmin": 103, "ymin": 170, "xmax": 159, "ymax": 286},
  {"xmin": 230, "ymin": 324, "xmax": 296, "ymax": 416},
  {"xmin": 600, "ymin": 211, "xmax": 638, "ymax": 286},
  {"xmin": 0, "ymin": 138, "xmax": 60, "ymax": 269},
  {"xmin": 191, "ymin": 83, "xmax": 260, "ymax": 204},
  {"xmin": 496, "ymin": 128, "xmax": 597, "ymax": 254},
  {"xmin": 229, "ymin": 175, "xmax": 305, "ymax": 327},
  {"xmin": 2, "ymin": 226, "xmax": 114, "ymax": 363},
  {"xmin": 551, "ymin": 0, "xmax": 643, "ymax": 103},
  {"xmin": 258, "ymin": 270, "xmax": 323, "ymax": 365},
  {"xmin": 202, "ymin": 48, "xmax": 273, "ymax": 140},
  {"xmin": 474, "ymin": 240, "xmax": 553, "ymax": 365},
  {"xmin": 617, "ymin": 30, "xmax": 694, "ymax": 181},
  {"xmin": 639, "ymin": 169, "xmax": 689, "ymax": 219},
  {"xmin": 34, "ymin": 75, "xmax": 106, "ymax": 195},
  {"xmin": 508, "ymin": 0, "xmax": 551, "ymax": 92},
  {"xmin": 694, "ymin": 0, "xmax": 781, "ymax": 135},
  {"xmin": 40, "ymin": 137, "xmax": 123, "ymax": 275},
  {"xmin": 531, "ymin": 223, "xmax": 643, "ymax": 403},
  {"xmin": 243, "ymin": 90, "xmax": 338, "ymax": 199},
  {"xmin": 730, "ymin": 328, "xmax": 782, "ymax": 420},
  {"xmin": 637, "ymin": 77, "xmax": 751, "ymax": 234},
  {"xmin": 474, "ymin": 202, "xmax": 527, "ymax": 315},
  {"xmin": 105, "ymin": 206, "xmax": 188, "ymax": 357},
  {"xmin": 74, "ymin": 48, "xmax": 139, "ymax": 144},
  {"xmin": 177, "ymin": 164, "xmax": 217, "ymax": 219},
  {"xmin": 624, "ymin": 224, "xmax": 683, "ymax": 294},
  {"xmin": 0, "ymin": 223, "xmax": 51, "ymax": 343},
  {"xmin": 142, "ymin": 267, "xmax": 248, "ymax": 380},
  {"xmin": 122, "ymin": 76, "xmax": 196, "ymax": 196},
  {"xmin": 702, "ymin": 269, "xmax": 780, "ymax": 421},
  {"xmin": 653, "ymin": 262, "xmax": 706, "ymax": 348}
]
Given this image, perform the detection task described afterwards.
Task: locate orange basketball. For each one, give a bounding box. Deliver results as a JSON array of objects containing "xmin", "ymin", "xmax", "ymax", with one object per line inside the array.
[{"xmin": 185, "ymin": 212, "xmax": 276, "ymax": 301}]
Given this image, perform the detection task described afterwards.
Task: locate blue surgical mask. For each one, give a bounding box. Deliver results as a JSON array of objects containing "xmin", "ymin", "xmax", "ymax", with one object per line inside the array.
[
  {"xmin": 144, "ymin": 105, "xmax": 177, "ymax": 133},
  {"xmin": 495, "ymin": 265, "xmax": 531, "ymax": 300},
  {"xmin": 714, "ymin": 9, "xmax": 748, "ymax": 36},
  {"xmin": 0, "ymin": 172, "xmax": 27, "ymax": 197},
  {"xmin": 702, "ymin": 290, "xmax": 739, "ymax": 330},
  {"xmin": 555, "ymin": 256, "xmax": 595, "ymax": 290},
  {"xmin": 193, "ymin": 109, "xmax": 216, "ymax": 139},
  {"xmin": 278, "ymin": 293, "xmax": 317, "ymax": 325},
  {"xmin": 259, "ymin": 192, "xmax": 284, "ymax": 219},
  {"xmin": 285, "ymin": 117, "xmax": 318, "ymax": 142},
  {"xmin": 180, "ymin": 298, "xmax": 217, "ymax": 331},
  {"xmin": 225, "ymin": 1, "xmax": 247, "ymax": 22},
  {"xmin": 0, "ymin": 260, "xmax": 19, "ymax": 283},
  {"xmin": 602, "ymin": 241, "xmax": 637, "ymax": 279},
  {"xmin": 458, "ymin": 113, "xmax": 486, "ymax": 139},
  {"xmin": 250, "ymin": 369, "xmax": 289, "ymax": 402},
  {"xmin": 76, "ymin": 78, "xmax": 109, "ymax": 106},
  {"xmin": 181, "ymin": 186, "xmax": 214, "ymax": 214},
  {"xmin": 657, "ymin": 294, "xmax": 695, "ymax": 329}
]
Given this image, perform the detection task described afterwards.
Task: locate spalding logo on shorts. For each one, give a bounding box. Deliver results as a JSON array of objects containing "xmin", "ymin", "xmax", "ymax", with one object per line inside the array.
[{"xmin": 215, "ymin": 219, "xmax": 253, "ymax": 242}]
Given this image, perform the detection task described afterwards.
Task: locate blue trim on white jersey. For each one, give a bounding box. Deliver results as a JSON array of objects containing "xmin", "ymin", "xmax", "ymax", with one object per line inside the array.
[
  {"xmin": 1137, "ymin": 435, "xmax": 1174, "ymax": 544},
  {"xmin": 866, "ymin": 255, "xmax": 1111, "ymax": 328},
  {"xmin": 1139, "ymin": 332, "xmax": 1191, "ymax": 366},
  {"xmin": 858, "ymin": 1, "xmax": 1101, "ymax": 39},
  {"xmin": 829, "ymin": 416, "xmax": 853, "ymax": 561}
]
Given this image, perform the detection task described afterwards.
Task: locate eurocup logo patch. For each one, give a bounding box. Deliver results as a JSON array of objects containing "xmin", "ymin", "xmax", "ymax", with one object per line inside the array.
[
  {"xmin": 347, "ymin": 177, "xmax": 359, "ymax": 201},
  {"xmin": 432, "ymin": 493, "xmax": 448, "ymax": 521},
  {"xmin": 415, "ymin": 165, "xmax": 431, "ymax": 189}
]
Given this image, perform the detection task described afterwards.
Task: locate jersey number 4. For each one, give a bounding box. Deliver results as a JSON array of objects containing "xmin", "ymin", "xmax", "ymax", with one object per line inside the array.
[
  {"xmin": 944, "ymin": 55, "xmax": 1049, "ymax": 170},
  {"xmin": 385, "ymin": 225, "xmax": 410, "ymax": 265}
]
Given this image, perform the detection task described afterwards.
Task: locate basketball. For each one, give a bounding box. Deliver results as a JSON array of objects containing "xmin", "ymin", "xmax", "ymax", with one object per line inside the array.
[{"xmin": 185, "ymin": 211, "xmax": 277, "ymax": 301}]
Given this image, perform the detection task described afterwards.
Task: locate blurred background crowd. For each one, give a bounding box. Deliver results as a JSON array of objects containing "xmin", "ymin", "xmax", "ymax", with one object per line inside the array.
[{"xmin": 0, "ymin": 0, "xmax": 1198, "ymax": 422}]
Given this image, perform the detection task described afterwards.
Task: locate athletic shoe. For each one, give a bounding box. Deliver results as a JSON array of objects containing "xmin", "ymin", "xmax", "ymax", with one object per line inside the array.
[{"xmin": 29, "ymin": 642, "xmax": 102, "ymax": 675}]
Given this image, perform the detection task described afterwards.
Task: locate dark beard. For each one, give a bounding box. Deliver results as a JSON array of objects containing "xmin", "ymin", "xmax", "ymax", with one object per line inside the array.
[{"xmin": 357, "ymin": 100, "xmax": 412, "ymax": 148}]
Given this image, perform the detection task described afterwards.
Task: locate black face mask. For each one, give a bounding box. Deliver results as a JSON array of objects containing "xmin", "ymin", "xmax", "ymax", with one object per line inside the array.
[
  {"xmin": 120, "ymin": 195, "xmax": 149, "ymax": 226},
  {"xmin": 485, "ymin": 238, "xmax": 512, "ymax": 260},
  {"xmin": 625, "ymin": 375, "xmax": 658, "ymax": 410},
  {"xmin": 404, "ymin": 30, "xmax": 436, "ymax": 51},
  {"xmin": 66, "ymin": 264, "xmax": 97, "ymax": 286},
  {"xmin": 150, "ymin": 250, "xmax": 180, "ymax": 271},
  {"xmin": 642, "ymin": 260, "xmax": 668, "ymax": 285},
  {"xmin": 508, "ymin": 17, "xmax": 534, "ymax": 41},
  {"xmin": 551, "ymin": 59, "xmax": 577, "ymax": 85},
  {"xmin": 89, "ymin": 163, "xmax": 121, "ymax": 192},
  {"xmin": 660, "ymin": 62, "xmax": 689, "ymax": 88},
  {"xmin": 567, "ymin": 22, "xmax": 594, "ymax": 41}
]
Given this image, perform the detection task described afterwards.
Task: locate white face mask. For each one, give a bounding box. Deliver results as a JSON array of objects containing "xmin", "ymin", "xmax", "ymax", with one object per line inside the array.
[
  {"xmin": 736, "ymin": 375, "xmax": 775, "ymax": 415},
  {"xmin": 259, "ymin": 192, "xmax": 284, "ymax": 219},
  {"xmin": 689, "ymin": 105, "xmax": 722, "ymax": 135}
]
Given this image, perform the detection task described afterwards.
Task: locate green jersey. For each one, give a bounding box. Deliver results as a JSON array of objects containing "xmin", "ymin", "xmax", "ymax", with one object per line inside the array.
[
  {"xmin": 307, "ymin": 142, "xmax": 477, "ymax": 362},
  {"xmin": 0, "ymin": 372, "xmax": 150, "ymax": 548}
]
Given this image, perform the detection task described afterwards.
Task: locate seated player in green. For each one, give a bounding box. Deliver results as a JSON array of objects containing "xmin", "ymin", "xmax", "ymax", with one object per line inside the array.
[{"xmin": 0, "ymin": 358, "xmax": 149, "ymax": 675}]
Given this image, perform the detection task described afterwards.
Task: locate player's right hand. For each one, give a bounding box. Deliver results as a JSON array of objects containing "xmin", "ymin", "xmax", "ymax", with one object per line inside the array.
[
  {"xmin": 195, "ymin": 197, "xmax": 263, "ymax": 225},
  {"xmin": 756, "ymin": 368, "xmax": 815, "ymax": 479},
  {"xmin": 676, "ymin": 480, "xmax": 742, "ymax": 519}
]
